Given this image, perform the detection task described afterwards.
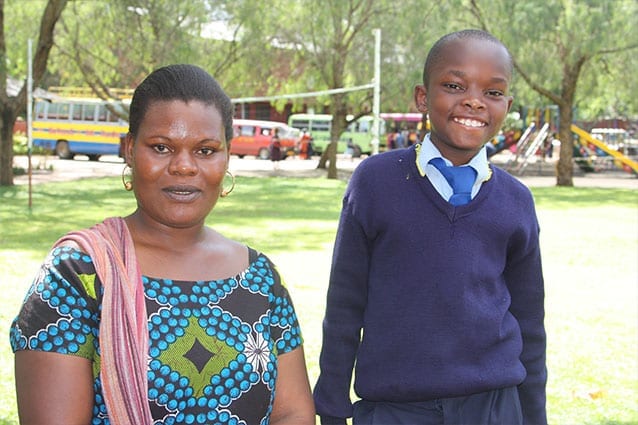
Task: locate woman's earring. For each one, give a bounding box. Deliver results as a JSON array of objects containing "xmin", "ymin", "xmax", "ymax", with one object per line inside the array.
[
  {"xmin": 122, "ymin": 165, "xmax": 133, "ymax": 191},
  {"xmin": 220, "ymin": 170, "xmax": 235, "ymax": 198}
]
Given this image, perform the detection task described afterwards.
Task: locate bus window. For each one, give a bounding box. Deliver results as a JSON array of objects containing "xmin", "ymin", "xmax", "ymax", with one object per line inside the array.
[
  {"xmin": 57, "ymin": 103, "xmax": 70, "ymax": 120},
  {"xmin": 35, "ymin": 101, "xmax": 47, "ymax": 119},
  {"xmin": 290, "ymin": 119, "xmax": 309, "ymax": 130},
  {"xmin": 83, "ymin": 104, "xmax": 97, "ymax": 121},
  {"xmin": 97, "ymin": 104, "xmax": 108, "ymax": 122},
  {"xmin": 310, "ymin": 121, "xmax": 330, "ymax": 132},
  {"xmin": 72, "ymin": 104, "xmax": 82, "ymax": 121}
]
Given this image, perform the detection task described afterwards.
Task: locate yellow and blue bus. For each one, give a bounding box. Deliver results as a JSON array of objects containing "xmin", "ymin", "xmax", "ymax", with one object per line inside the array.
[
  {"xmin": 287, "ymin": 113, "xmax": 385, "ymax": 157},
  {"xmin": 32, "ymin": 95, "xmax": 130, "ymax": 161}
]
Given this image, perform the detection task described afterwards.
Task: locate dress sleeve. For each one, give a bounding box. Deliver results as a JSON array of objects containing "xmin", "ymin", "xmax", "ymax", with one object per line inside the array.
[{"xmin": 9, "ymin": 246, "xmax": 101, "ymax": 360}]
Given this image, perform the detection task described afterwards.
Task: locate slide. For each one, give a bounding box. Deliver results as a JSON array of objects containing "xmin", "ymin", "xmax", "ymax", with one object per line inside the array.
[
  {"xmin": 487, "ymin": 122, "xmax": 535, "ymax": 158},
  {"xmin": 571, "ymin": 125, "xmax": 638, "ymax": 175}
]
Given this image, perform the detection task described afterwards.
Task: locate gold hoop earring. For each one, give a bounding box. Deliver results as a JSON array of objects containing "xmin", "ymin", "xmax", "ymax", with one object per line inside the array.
[
  {"xmin": 122, "ymin": 165, "xmax": 133, "ymax": 191},
  {"xmin": 220, "ymin": 170, "xmax": 235, "ymax": 198}
]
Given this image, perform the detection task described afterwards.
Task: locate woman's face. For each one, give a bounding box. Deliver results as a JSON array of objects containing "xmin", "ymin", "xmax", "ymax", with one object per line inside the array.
[{"xmin": 125, "ymin": 100, "xmax": 229, "ymax": 230}]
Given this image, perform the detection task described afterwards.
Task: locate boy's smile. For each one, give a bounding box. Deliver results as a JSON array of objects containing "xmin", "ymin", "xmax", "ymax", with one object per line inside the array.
[{"xmin": 414, "ymin": 38, "xmax": 513, "ymax": 166}]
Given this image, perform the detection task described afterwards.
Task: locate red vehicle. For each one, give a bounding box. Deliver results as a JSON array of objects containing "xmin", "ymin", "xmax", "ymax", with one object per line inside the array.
[{"xmin": 231, "ymin": 119, "xmax": 299, "ymax": 159}]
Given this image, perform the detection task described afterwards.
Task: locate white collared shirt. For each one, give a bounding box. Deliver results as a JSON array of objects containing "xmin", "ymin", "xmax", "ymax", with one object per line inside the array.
[{"xmin": 415, "ymin": 133, "xmax": 490, "ymax": 201}]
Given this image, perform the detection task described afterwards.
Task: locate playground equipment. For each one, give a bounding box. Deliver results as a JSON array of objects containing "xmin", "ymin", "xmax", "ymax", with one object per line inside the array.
[
  {"xmin": 504, "ymin": 122, "xmax": 550, "ymax": 175},
  {"xmin": 571, "ymin": 125, "xmax": 638, "ymax": 175},
  {"xmin": 488, "ymin": 122, "xmax": 535, "ymax": 158}
]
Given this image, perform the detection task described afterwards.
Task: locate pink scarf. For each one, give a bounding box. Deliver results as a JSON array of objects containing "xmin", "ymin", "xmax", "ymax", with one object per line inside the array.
[{"xmin": 56, "ymin": 217, "xmax": 152, "ymax": 425}]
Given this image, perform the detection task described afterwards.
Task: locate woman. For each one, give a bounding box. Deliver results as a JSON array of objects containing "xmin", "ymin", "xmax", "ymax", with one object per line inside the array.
[{"xmin": 10, "ymin": 64, "xmax": 315, "ymax": 424}]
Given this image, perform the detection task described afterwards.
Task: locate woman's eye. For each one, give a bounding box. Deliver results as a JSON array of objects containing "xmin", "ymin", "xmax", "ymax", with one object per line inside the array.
[{"xmin": 153, "ymin": 144, "xmax": 170, "ymax": 153}]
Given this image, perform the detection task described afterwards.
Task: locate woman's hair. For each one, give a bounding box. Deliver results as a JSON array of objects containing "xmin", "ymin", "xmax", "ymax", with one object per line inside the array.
[
  {"xmin": 422, "ymin": 29, "xmax": 513, "ymax": 87},
  {"xmin": 128, "ymin": 64, "xmax": 234, "ymax": 143}
]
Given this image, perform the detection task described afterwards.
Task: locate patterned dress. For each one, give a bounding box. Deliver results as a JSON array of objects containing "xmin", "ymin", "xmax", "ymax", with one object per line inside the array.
[{"xmin": 10, "ymin": 246, "xmax": 303, "ymax": 425}]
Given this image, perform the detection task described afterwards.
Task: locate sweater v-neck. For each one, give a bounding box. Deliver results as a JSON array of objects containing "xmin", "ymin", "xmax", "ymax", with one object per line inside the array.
[{"xmin": 397, "ymin": 146, "xmax": 494, "ymax": 222}]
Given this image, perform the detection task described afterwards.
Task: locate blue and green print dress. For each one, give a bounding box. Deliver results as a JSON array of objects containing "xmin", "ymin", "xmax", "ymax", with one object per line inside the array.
[{"xmin": 10, "ymin": 245, "xmax": 303, "ymax": 425}]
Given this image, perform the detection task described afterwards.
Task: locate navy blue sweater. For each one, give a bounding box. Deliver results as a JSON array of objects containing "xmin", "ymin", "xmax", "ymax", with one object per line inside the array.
[{"xmin": 313, "ymin": 146, "xmax": 547, "ymax": 424}]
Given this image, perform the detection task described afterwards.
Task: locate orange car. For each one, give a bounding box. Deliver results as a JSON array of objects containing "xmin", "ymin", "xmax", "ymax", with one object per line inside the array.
[{"xmin": 231, "ymin": 119, "xmax": 299, "ymax": 159}]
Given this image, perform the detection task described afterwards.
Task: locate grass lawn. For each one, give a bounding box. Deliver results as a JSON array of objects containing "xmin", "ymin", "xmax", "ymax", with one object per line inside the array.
[{"xmin": 1, "ymin": 176, "xmax": 636, "ymax": 424}]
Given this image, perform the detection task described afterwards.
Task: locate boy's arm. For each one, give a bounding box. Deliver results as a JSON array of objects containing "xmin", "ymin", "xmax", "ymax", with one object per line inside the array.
[
  {"xmin": 505, "ymin": 214, "xmax": 547, "ymax": 425},
  {"xmin": 313, "ymin": 198, "xmax": 370, "ymax": 422}
]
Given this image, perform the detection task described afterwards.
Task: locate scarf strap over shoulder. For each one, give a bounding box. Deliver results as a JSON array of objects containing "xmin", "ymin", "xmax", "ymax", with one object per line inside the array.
[{"xmin": 56, "ymin": 217, "xmax": 152, "ymax": 425}]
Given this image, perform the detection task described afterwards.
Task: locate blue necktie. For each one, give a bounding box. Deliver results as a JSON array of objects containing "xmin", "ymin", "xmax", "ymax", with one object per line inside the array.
[{"xmin": 429, "ymin": 157, "xmax": 477, "ymax": 206}]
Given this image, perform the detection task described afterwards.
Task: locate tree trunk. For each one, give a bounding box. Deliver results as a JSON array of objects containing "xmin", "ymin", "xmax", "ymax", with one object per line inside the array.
[
  {"xmin": 317, "ymin": 148, "xmax": 328, "ymax": 169},
  {"xmin": 0, "ymin": 0, "xmax": 68, "ymax": 186},
  {"xmin": 0, "ymin": 107, "xmax": 17, "ymax": 186},
  {"xmin": 326, "ymin": 141, "xmax": 338, "ymax": 179},
  {"xmin": 556, "ymin": 104, "xmax": 575, "ymax": 187}
]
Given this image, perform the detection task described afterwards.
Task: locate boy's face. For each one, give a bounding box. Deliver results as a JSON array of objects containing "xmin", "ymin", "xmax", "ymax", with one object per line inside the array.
[{"xmin": 414, "ymin": 38, "xmax": 513, "ymax": 165}]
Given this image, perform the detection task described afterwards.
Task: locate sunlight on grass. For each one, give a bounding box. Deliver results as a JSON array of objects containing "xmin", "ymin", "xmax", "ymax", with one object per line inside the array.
[{"xmin": 1, "ymin": 177, "xmax": 636, "ymax": 424}]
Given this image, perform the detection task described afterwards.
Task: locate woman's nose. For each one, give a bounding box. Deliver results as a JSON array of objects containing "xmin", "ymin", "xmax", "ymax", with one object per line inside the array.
[{"xmin": 168, "ymin": 151, "xmax": 197, "ymax": 175}]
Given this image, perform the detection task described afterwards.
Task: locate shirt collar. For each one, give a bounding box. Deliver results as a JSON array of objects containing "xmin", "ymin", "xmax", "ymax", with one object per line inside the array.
[{"xmin": 416, "ymin": 133, "xmax": 491, "ymax": 182}]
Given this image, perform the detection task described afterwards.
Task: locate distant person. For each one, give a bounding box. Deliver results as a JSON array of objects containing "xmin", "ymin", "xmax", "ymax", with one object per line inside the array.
[
  {"xmin": 299, "ymin": 129, "xmax": 313, "ymax": 159},
  {"xmin": 313, "ymin": 29, "xmax": 547, "ymax": 425},
  {"xmin": 344, "ymin": 138, "xmax": 355, "ymax": 161},
  {"xmin": 270, "ymin": 127, "xmax": 283, "ymax": 169},
  {"xmin": 394, "ymin": 129, "xmax": 406, "ymax": 149},
  {"xmin": 10, "ymin": 64, "xmax": 315, "ymax": 425}
]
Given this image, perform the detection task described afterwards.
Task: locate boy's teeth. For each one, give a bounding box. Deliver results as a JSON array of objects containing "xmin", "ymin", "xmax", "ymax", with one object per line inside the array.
[{"xmin": 455, "ymin": 118, "xmax": 484, "ymax": 127}]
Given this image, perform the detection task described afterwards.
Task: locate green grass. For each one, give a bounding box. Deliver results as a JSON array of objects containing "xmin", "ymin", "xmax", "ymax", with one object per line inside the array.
[{"xmin": 1, "ymin": 177, "xmax": 637, "ymax": 424}]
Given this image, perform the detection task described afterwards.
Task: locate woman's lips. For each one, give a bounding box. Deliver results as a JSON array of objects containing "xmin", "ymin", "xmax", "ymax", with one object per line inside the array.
[{"xmin": 162, "ymin": 185, "xmax": 202, "ymax": 202}]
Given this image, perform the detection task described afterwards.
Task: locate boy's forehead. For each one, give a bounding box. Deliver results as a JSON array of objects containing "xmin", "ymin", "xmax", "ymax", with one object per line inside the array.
[{"xmin": 433, "ymin": 38, "xmax": 512, "ymax": 79}]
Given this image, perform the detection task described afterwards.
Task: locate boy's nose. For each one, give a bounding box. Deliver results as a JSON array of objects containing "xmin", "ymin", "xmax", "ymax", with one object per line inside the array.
[{"xmin": 463, "ymin": 97, "xmax": 485, "ymax": 110}]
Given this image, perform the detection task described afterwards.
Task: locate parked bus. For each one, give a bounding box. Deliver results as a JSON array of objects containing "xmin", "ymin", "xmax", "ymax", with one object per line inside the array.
[
  {"xmin": 287, "ymin": 113, "xmax": 385, "ymax": 157},
  {"xmin": 231, "ymin": 119, "xmax": 299, "ymax": 159},
  {"xmin": 32, "ymin": 96, "xmax": 129, "ymax": 161}
]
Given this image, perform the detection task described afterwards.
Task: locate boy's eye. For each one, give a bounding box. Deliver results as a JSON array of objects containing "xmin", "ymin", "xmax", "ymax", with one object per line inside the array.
[
  {"xmin": 444, "ymin": 82, "xmax": 463, "ymax": 91},
  {"xmin": 199, "ymin": 147, "xmax": 216, "ymax": 156},
  {"xmin": 486, "ymin": 90, "xmax": 505, "ymax": 97}
]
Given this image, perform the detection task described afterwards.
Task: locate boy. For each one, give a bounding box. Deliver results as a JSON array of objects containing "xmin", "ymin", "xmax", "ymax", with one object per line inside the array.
[{"xmin": 313, "ymin": 29, "xmax": 547, "ymax": 424}]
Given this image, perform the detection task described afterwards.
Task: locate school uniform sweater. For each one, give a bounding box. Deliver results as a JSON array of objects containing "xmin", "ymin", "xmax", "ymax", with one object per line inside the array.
[{"xmin": 313, "ymin": 145, "xmax": 547, "ymax": 425}]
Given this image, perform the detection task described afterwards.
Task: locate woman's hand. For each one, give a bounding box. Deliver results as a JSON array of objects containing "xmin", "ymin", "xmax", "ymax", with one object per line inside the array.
[
  {"xmin": 15, "ymin": 350, "xmax": 94, "ymax": 425},
  {"xmin": 270, "ymin": 346, "xmax": 316, "ymax": 425}
]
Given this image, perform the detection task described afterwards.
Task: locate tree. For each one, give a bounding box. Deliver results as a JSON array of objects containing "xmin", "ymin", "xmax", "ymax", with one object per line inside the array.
[
  {"xmin": 466, "ymin": 0, "xmax": 638, "ymax": 186},
  {"xmin": 52, "ymin": 0, "xmax": 243, "ymax": 103},
  {"xmin": 262, "ymin": 0, "xmax": 395, "ymax": 178},
  {"xmin": 0, "ymin": 0, "xmax": 67, "ymax": 186}
]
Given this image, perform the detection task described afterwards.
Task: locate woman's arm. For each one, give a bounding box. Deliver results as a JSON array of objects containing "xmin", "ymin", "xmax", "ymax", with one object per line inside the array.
[
  {"xmin": 270, "ymin": 346, "xmax": 315, "ymax": 425},
  {"xmin": 15, "ymin": 350, "xmax": 94, "ymax": 425}
]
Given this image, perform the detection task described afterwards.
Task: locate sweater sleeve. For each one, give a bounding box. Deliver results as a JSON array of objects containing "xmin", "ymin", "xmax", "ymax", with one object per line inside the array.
[
  {"xmin": 504, "ymin": 195, "xmax": 547, "ymax": 425},
  {"xmin": 313, "ymin": 183, "xmax": 372, "ymax": 420}
]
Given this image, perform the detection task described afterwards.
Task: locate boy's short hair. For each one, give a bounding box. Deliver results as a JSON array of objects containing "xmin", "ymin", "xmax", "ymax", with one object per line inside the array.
[{"xmin": 423, "ymin": 29, "xmax": 513, "ymax": 86}]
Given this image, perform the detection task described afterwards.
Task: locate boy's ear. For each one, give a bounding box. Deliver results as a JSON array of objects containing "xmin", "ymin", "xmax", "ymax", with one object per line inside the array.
[{"xmin": 414, "ymin": 85, "xmax": 428, "ymax": 113}]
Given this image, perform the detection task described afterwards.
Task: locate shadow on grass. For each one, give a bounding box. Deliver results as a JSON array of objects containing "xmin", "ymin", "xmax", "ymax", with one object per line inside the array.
[
  {"xmin": 586, "ymin": 421, "xmax": 638, "ymax": 425},
  {"xmin": 531, "ymin": 186, "xmax": 637, "ymax": 209},
  {"xmin": 0, "ymin": 176, "xmax": 347, "ymax": 255}
]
